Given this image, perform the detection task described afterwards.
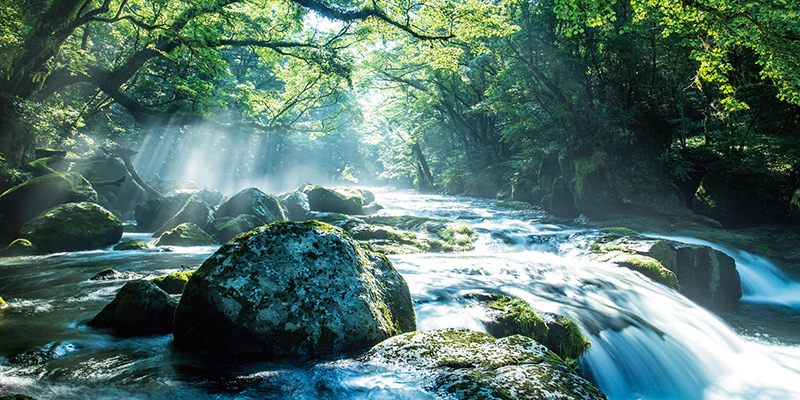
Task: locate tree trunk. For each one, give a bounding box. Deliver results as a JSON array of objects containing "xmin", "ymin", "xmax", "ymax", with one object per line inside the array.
[
  {"xmin": 411, "ymin": 143, "xmax": 436, "ymax": 190},
  {"xmin": 101, "ymin": 145, "xmax": 164, "ymax": 200}
]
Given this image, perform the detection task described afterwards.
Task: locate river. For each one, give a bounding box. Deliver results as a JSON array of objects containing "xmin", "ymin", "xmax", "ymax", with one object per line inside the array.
[{"xmin": 1, "ymin": 191, "xmax": 799, "ymax": 399}]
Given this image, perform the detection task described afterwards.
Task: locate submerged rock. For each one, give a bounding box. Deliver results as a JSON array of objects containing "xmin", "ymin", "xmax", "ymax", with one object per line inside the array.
[
  {"xmin": 90, "ymin": 268, "xmax": 142, "ymax": 281},
  {"xmin": 19, "ymin": 202, "xmax": 123, "ymax": 253},
  {"xmin": 173, "ymin": 221, "xmax": 415, "ymax": 359},
  {"xmin": 87, "ymin": 280, "xmax": 177, "ymax": 336},
  {"xmin": 362, "ymin": 329, "xmax": 606, "ymax": 400},
  {"xmin": 0, "ymin": 172, "xmax": 97, "ymax": 229},
  {"xmin": 215, "ymin": 187, "xmax": 287, "ymax": 224},
  {"xmin": 0, "ymin": 238, "xmax": 37, "ymax": 257},
  {"xmin": 154, "ymin": 223, "xmax": 214, "ymax": 247}
]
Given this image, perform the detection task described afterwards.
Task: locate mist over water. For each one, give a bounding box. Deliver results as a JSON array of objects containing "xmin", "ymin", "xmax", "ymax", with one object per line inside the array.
[{"xmin": 131, "ymin": 126, "xmax": 354, "ymax": 195}]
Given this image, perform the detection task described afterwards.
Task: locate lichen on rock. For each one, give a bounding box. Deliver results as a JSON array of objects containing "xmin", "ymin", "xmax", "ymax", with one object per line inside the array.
[
  {"xmin": 173, "ymin": 220, "xmax": 415, "ymax": 359},
  {"xmin": 362, "ymin": 329, "xmax": 606, "ymax": 400}
]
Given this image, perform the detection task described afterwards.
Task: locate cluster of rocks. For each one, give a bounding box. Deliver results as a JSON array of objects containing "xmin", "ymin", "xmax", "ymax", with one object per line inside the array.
[{"xmin": 82, "ymin": 221, "xmax": 604, "ymax": 399}]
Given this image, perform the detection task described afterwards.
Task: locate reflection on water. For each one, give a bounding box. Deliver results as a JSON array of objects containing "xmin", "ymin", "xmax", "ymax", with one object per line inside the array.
[{"xmin": 1, "ymin": 191, "xmax": 799, "ymax": 399}]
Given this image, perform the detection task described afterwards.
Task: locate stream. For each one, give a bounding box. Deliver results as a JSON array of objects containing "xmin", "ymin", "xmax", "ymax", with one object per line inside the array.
[{"xmin": 1, "ymin": 191, "xmax": 799, "ymax": 399}]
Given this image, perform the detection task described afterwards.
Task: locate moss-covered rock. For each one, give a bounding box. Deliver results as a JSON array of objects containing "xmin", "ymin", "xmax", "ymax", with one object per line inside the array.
[
  {"xmin": 481, "ymin": 295, "xmax": 590, "ymax": 361},
  {"xmin": 484, "ymin": 295, "xmax": 548, "ymax": 343},
  {"xmin": 215, "ymin": 187, "xmax": 287, "ymax": 224},
  {"xmin": 591, "ymin": 234, "xmax": 741, "ymax": 308},
  {"xmin": 113, "ymin": 240, "xmax": 149, "ymax": 251},
  {"xmin": 496, "ymin": 200, "xmax": 533, "ymax": 210},
  {"xmin": 302, "ymin": 184, "xmax": 366, "ymax": 215},
  {"xmin": 362, "ymin": 329, "xmax": 606, "ymax": 400},
  {"xmin": 134, "ymin": 193, "xmax": 194, "ymax": 232},
  {"xmin": 0, "ymin": 172, "xmax": 97, "ymax": 229},
  {"xmin": 207, "ymin": 214, "xmax": 266, "ymax": 243},
  {"xmin": 149, "ymin": 270, "xmax": 193, "ymax": 294},
  {"xmin": 19, "ymin": 202, "xmax": 123, "ymax": 253},
  {"xmin": 173, "ymin": 221, "xmax": 415, "ymax": 359},
  {"xmin": 154, "ymin": 223, "xmax": 214, "ymax": 247},
  {"xmin": 154, "ymin": 195, "xmax": 214, "ymax": 236},
  {"xmin": 87, "ymin": 280, "xmax": 178, "ymax": 336},
  {"xmin": 0, "ymin": 296, "xmax": 7, "ymax": 309},
  {"xmin": 0, "ymin": 238, "xmax": 37, "ymax": 257}
]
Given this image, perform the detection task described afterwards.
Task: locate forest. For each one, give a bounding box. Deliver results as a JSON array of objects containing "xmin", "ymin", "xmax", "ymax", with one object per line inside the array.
[{"xmin": 1, "ymin": 0, "xmax": 798, "ymax": 228}]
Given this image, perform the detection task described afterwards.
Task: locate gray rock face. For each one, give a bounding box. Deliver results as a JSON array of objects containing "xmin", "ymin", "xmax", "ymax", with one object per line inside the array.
[
  {"xmin": 0, "ymin": 172, "xmax": 97, "ymax": 229},
  {"xmin": 19, "ymin": 202, "xmax": 122, "ymax": 253},
  {"xmin": 173, "ymin": 221, "xmax": 415, "ymax": 359},
  {"xmin": 362, "ymin": 329, "xmax": 607, "ymax": 400},
  {"xmin": 88, "ymin": 280, "xmax": 178, "ymax": 336},
  {"xmin": 215, "ymin": 187, "xmax": 287, "ymax": 223},
  {"xmin": 673, "ymin": 244, "xmax": 741, "ymax": 308},
  {"xmin": 279, "ymin": 190, "xmax": 310, "ymax": 221}
]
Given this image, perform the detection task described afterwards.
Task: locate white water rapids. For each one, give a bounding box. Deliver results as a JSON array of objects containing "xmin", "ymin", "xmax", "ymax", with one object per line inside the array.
[{"xmin": 0, "ymin": 191, "xmax": 799, "ymax": 399}]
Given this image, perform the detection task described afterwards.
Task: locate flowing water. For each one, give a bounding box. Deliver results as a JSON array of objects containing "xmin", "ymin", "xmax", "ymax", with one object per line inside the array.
[{"xmin": 1, "ymin": 191, "xmax": 799, "ymax": 399}]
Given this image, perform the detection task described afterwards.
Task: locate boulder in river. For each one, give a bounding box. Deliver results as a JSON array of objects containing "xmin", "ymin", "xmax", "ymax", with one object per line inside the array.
[
  {"xmin": 215, "ymin": 187, "xmax": 287, "ymax": 224},
  {"xmin": 135, "ymin": 193, "xmax": 194, "ymax": 232},
  {"xmin": 591, "ymin": 232, "xmax": 741, "ymax": 308},
  {"xmin": 154, "ymin": 223, "xmax": 214, "ymax": 247},
  {"xmin": 113, "ymin": 240, "xmax": 149, "ymax": 251},
  {"xmin": 302, "ymin": 184, "xmax": 368, "ymax": 215},
  {"xmin": 87, "ymin": 280, "xmax": 178, "ymax": 336},
  {"xmin": 361, "ymin": 329, "xmax": 607, "ymax": 400},
  {"xmin": 278, "ymin": 190, "xmax": 310, "ymax": 221},
  {"xmin": 149, "ymin": 270, "xmax": 193, "ymax": 295},
  {"xmin": 154, "ymin": 195, "xmax": 214, "ymax": 237},
  {"xmin": 206, "ymin": 214, "xmax": 266, "ymax": 243},
  {"xmin": 90, "ymin": 268, "xmax": 142, "ymax": 281},
  {"xmin": 173, "ymin": 221, "xmax": 415, "ymax": 359},
  {"xmin": 19, "ymin": 202, "xmax": 123, "ymax": 253},
  {"xmin": 0, "ymin": 172, "xmax": 97, "ymax": 229}
]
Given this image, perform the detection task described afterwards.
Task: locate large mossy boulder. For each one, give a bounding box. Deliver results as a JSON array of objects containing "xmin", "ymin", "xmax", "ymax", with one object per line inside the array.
[
  {"xmin": 207, "ymin": 214, "xmax": 266, "ymax": 243},
  {"xmin": 87, "ymin": 280, "xmax": 177, "ymax": 336},
  {"xmin": 302, "ymin": 185, "xmax": 367, "ymax": 215},
  {"xmin": 173, "ymin": 221, "xmax": 415, "ymax": 359},
  {"xmin": 215, "ymin": 187, "xmax": 287, "ymax": 223},
  {"xmin": 362, "ymin": 329, "xmax": 606, "ymax": 400},
  {"xmin": 154, "ymin": 223, "xmax": 214, "ymax": 247},
  {"xmin": 19, "ymin": 202, "xmax": 122, "ymax": 253},
  {"xmin": 0, "ymin": 172, "xmax": 97, "ymax": 229},
  {"xmin": 135, "ymin": 193, "xmax": 194, "ymax": 232},
  {"xmin": 154, "ymin": 195, "xmax": 214, "ymax": 236}
]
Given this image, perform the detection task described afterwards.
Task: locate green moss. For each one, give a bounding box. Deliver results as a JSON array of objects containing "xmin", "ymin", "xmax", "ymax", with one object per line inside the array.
[
  {"xmin": 612, "ymin": 254, "xmax": 680, "ymax": 290},
  {"xmin": 19, "ymin": 202, "xmax": 122, "ymax": 253},
  {"xmin": 600, "ymin": 227, "xmax": 640, "ymax": 236},
  {"xmin": 0, "ymin": 296, "xmax": 7, "ymax": 309},
  {"xmin": 0, "ymin": 238, "xmax": 37, "ymax": 257},
  {"xmin": 553, "ymin": 317, "xmax": 591, "ymax": 360},
  {"xmin": 150, "ymin": 270, "xmax": 194, "ymax": 294},
  {"xmin": 487, "ymin": 294, "xmax": 549, "ymax": 344},
  {"xmin": 154, "ymin": 223, "xmax": 214, "ymax": 246},
  {"xmin": 113, "ymin": 240, "xmax": 148, "ymax": 251}
]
